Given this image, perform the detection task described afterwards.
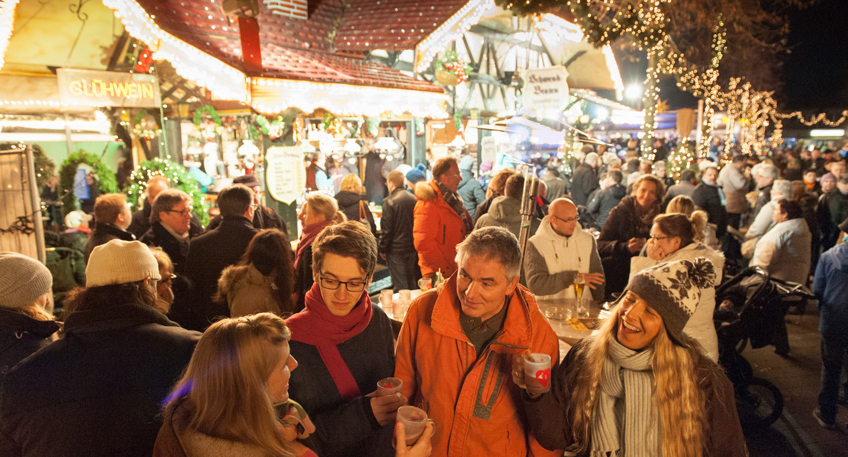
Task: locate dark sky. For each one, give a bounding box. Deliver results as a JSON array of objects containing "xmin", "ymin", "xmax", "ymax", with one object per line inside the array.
[
  {"xmin": 781, "ymin": 0, "xmax": 848, "ymax": 110},
  {"xmin": 619, "ymin": 0, "xmax": 848, "ymax": 112}
]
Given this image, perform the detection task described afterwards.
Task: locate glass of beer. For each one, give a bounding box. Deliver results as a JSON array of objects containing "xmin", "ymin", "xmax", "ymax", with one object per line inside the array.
[{"xmin": 573, "ymin": 274, "xmax": 585, "ymax": 299}]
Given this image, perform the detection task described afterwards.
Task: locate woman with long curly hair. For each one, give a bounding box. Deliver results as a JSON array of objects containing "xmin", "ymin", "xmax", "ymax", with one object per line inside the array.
[
  {"xmin": 513, "ymin": 258, "xmax": 747, "ymax": 457},
  {"xmin": 216, "ymin": 229, "xmax": 296, "ymax": 317}
]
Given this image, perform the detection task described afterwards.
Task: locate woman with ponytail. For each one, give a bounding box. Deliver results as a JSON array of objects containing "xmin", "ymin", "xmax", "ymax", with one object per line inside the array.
[
  {"xmin": 514, "ymin": 259, "xmax": 746, "ymax": 457},
  {"xmin": 629, "ymin": 211, "xmax": 724, "ymax": 361}
]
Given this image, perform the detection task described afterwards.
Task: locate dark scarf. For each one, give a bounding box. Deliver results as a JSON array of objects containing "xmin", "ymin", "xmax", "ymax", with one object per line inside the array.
[
  {"xmin": 286, "ymin": 282, "xmax": 373, "ymax": 399},
  {"xmin": 294, "ymin": 220, "xmax": 332, "ymax": 272},
  {"xmin": 437, "ymin": 181, "xmax": 473, "ymax": 233}
]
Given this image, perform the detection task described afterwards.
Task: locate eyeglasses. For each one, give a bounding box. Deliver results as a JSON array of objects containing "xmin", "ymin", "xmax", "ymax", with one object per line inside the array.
[
  {"xmin": 319, "ymin": 274, "xmax": 366, "ymax": 292},
  {"xmin": 446, "ymin": 173, "xmax": 462, "ymax": 178},
  {"xmin": 162, "ymin": 274, "xmax": 177, "ymax": 286},
  {"xmin": 651, "ymin": 234, "xmax": 673, "ymax": 241},
  {"xmin": 250, "ymin": 203, "xmax": 259, "ymax": 210},
  {"xmin": 551, "ymin": 214, "xmax": 578, "ymax": 224},
  {"xmin": 165, "ymin": 208, "xmax": 192, "ymax": 217}
]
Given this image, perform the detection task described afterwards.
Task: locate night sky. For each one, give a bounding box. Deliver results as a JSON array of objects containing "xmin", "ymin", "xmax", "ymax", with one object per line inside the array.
[
  {"xmin": 781, "ymin": 0, "xmax": 848, "ymax": 110},
  {"xmin": 626, "ymin": 0, "xmax": 848, "ymax": 112}
]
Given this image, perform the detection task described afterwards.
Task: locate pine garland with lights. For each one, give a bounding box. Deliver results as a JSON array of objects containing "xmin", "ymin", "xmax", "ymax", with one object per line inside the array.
[
  {"xmin": 124, "ymin": 158, "xmax": 209, "ymax": 226},
  {"xmin": 32, "ymin": 144, "xmax": 55, "ymax": 190},
  {"xmin": 58, "ymin": 150, "xmax": 119, "ymax": 217}
]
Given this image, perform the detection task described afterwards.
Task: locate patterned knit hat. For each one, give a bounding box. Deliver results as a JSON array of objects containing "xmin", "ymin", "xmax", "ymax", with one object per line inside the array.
[
  {"xmin": 0, "ymin": 252, "xmax": 53, "ymax": 308},
  {"xmin": 405, "ymin": 166, "xmax": 426, "ymax": 185},
  {"xmin": 619, "ymin": 258, "xmax": 716, "ymax": 344},
  {"xmin": 86, "ymin": 240, "xmax": 161, "ymax": 287}
]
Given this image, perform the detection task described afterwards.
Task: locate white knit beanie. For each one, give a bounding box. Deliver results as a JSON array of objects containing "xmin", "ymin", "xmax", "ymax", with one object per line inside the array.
[
  {"xmin": 0, "ymin": 252, "xmax": 53, "ymax": 308},
  {"xmin": 618, "ymin": 258, "xmax": 716, "ymax": 344},
  {"xmin": 86, "ymin": 240, "xmax": 161, "ymax": 287}
]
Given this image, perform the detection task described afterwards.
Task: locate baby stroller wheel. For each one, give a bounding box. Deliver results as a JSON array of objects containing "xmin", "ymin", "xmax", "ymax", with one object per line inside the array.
[{"xmin": 736, "ymin": 377, "xmax": 783, "ymax": 429}]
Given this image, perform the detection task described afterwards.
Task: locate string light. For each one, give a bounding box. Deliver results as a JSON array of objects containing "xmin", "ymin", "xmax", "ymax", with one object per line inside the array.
[
  {"xmin": 251, "ymin": 77, "xmax": 448, "ymax": 118},
  {"xmin": 0, "ymin": 0, "xmax": 18, "ymax": 71},
  {"xmin": 103, "ymin": 0, "xmax": 248, "ymax": 101},
  {"xmin": 0, "ymin": 112, "xmax": 111, "ymax": 133},
  {"xmin": 414, "ymin": 0, "xmax": 495, "ymax": 73}
]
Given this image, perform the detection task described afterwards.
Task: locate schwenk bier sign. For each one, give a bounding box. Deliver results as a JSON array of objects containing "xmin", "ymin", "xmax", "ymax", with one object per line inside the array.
[
  {"xmin": 57, "ymin": 69, "xmax": 161, "ymax": 108},
  {"xmin": 523, "ymin": 66, "xmax": 569, "ymax": 111}
]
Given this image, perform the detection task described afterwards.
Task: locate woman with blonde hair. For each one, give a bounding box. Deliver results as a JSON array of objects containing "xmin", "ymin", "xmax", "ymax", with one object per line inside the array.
[
  {"xmin": 335, "ymin": 174, "xmax": 377, "ymax": 236},
  {"xmin": 294, "ymin": 193, "xmax": 346, "ymax": 312},
  {"xmin": 154, "ymin": 312, "xmax": 310, "ymax": 456},
  {"xmin": 0, "ymin": 252, "xmax": 60, "ymax": 373},
  {"xmin": 514, "ymin": 259, "xmax": 746, "ymax": 457},
  {"xmin": 666, "ymin": 195, "xmax": 719, "ymax": 250},
  {"xmin": 629, "ymin": 212, "xmax": 724, "ymax": 361}
]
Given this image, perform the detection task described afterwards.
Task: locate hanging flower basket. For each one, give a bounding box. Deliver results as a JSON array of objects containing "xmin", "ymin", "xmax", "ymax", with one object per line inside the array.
[{"xmin": 435, "ymin": 50, "xmax": 471, "ymax": 86}]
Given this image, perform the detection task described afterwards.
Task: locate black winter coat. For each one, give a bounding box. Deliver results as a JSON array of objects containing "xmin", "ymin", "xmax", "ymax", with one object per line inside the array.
[
  {"xmin": 597, "ymin": 196, "xmax": 659, "ymax": 301},
  {"xmin": 0, "ymin": 304, "xmax": 200, "ymax": 457},
  {"xmin": 140, "ymin": 222, "xmax": 191, "ymax": 273},
  {"xmin": 379, "ymin": 187, "xmax": 416, "ymax": 255},
  {"xmin": 205, "ymin": 205, "xmax": 287, "ymax": 236},
  {"xmin": 691, "ymin": 183, "xmax": 728, "ymax": 238},
  {"xmin": 571, "ymin": 164, "xmax": 599, "ymax": 207},
  {"xmin": 181, "ymin": 216, "xmax": 257, "ymax": 330},
  {"xmin": 84, "ymin": 222, "xmax": 135, "ymax": 263},
  {"xmin": 335, "ymin": 191, "xmax": 377, "ymax": 236},
  {"xmin": 286, "ymin": 304, "xmax": 396, "ymax": 457},
  {"xmin": 0, "ymin": 308, "xmax": 59, "ymax": 375}
]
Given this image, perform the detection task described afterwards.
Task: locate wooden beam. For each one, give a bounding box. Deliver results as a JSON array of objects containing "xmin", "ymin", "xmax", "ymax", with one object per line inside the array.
[{"xmin": 468, "ymin": 24, "xmax": 547, "ymax": 55}]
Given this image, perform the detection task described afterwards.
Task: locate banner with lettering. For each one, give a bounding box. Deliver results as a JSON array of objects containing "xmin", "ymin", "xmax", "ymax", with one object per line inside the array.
[
  {"xmin": 265, "ymin": 146, "xmax": 305, "ymax": 205},
  {"xmin": 57, "ymin": 69, "xmax": 161, "ymax": 108},
  {"xmin": 523, "ymin": 66, "xmax": 569, "ymax": 112}
]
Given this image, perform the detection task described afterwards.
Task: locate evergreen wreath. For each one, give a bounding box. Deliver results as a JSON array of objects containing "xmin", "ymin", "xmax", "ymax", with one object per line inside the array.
[{"xmin": 58, "ymin": 150, "xmax": 119, "ymax": 217}]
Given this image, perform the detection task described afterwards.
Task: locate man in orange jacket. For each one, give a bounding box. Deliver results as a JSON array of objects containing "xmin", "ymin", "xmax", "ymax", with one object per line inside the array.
[
  {"xmin": 395, "ymin": 227, "xmax": 560, "ymax": 457},
  {"xmin": 413, "ymin": 157, "xmax": 472, "ymax": 279}
]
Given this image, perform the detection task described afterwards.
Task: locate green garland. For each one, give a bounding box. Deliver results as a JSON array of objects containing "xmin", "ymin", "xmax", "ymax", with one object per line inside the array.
[
  {"xmin": 193, "ymin": 105, "xmax": 221, "ymax": 127},
  {"xmin": 33, "ymin": 144, "xmax": 55, "ymax": 190},
  {"xmin": 124, "ymin": 158, "xmax": 209, "ymax": 226},
  {"xmin": 58, "ymin": 150, "xmax": 119, "ymax": 217}
]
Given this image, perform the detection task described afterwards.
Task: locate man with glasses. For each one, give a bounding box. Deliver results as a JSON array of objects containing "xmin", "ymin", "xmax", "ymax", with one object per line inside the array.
[
  {"xmin": 286, "ymin": 221, "xmax": 400, "ymax": 457},
  {"xmin": 180, "ymin": 184, "xmax": 258, "ymax": 330},
  {"xmin": 413, "ymin": 156, "xmax": 472, "ymax": 280},
  {"xmin": 140, "ymin": 189, "xmax": 195, "ymax": 272},
  {"xmin": 524, "ymin": 198, "xmax": 605, "ymax": 302}
]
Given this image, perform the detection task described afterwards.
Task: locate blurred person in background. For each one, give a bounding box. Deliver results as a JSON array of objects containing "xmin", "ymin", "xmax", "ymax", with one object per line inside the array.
[
  {"xmin": 457, "ymin": 155, "xmax": 487, "ymax": 219},
  {"xmin": 335, "ymin": 174, "xmax": 377, "ymax": 237},
  {"xmin": 216, "ymin": 229, "xmax": 295, "ymax": 317},
  {"xmin": 294, "ymin": 193, "xmax": 346, "ymax": 312},
  {"xmin": 380, "ymin": 170, "xmax": 420, "ymax": 292},
  {"xmin": 84, "ymin": 193, "xmax": 134, "ymax": 263}
]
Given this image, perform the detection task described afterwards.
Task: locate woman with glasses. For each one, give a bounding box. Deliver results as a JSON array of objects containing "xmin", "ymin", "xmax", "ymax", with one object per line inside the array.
[
  {"xmin": 286, "ymin": 222, "xmax": 403, "ymax": 457},
  {"xmin": 294, "ymin": 193, "xmax": 346, "ymax": 313},
  {"xmin": 629, "ymin": 212, "xmax": 724, "ymax": 361},
  {"xmin": 216, "ymin": 229, "xmax": 296, "ymax": 318}
]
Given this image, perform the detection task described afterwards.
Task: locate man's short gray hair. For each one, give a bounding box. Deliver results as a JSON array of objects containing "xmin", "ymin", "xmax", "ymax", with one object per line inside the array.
[
  {"xmin": 584, "ymin": 152, "xmax": 600, "ymax": 167},
  {"xmin": 771, "ymin": 179, "xmax": 794, "ymax": 201},
  {"xmin": 759, "ymin": 163, "xmax": 779, "ymax": 181},
  {"xmin": 150, "ymin": 189, "xmax": 191, "ymax": 224},
  {"xmin": 455, "ymin": 227, "xmax": 521, "ymax": 280}
]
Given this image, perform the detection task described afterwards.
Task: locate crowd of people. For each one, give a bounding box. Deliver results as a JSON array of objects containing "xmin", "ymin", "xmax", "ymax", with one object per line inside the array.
[{"xmin": 1, "ymin": 139, "xmax": 848, "ymax": 456}]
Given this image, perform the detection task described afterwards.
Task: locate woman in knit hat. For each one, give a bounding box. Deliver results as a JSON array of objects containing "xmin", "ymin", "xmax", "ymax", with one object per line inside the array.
[
  {"xmin": 514, "ymin": 258, "xmax": 747, "ymax": 457},
  {"xmin": 0, "ymin": 252, "xmax": 60, "ymax": 373}
]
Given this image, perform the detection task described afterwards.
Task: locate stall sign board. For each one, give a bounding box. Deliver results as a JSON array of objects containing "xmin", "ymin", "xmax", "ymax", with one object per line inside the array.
[
  {"xmin": 481, "ymin": 136, "xmax": 497, "ymax": 165},
  {"xmin": 57, "ymin": 69, "xmax": 161, "ymax": 108},
  {"xmin": 266, "ymin": 146, "xmax": 305, "ymax": 205},
  {"xmin": 523, "ymin": 66, "xmax": 569, "ymax": 111}
]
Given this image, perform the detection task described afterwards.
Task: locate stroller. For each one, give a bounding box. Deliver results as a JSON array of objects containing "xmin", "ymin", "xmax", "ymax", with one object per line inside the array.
[{"xmin": 713, "ymin": 267, "xmax": 814, "ymax": 429}]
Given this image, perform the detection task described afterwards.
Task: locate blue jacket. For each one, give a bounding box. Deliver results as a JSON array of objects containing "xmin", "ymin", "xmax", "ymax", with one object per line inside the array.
[
  {"xmin": 457, "ymin": 170, "xmax": 486, "ymax": 218},
  {"xmin": 814, "ymin": 243, "xmax": 848, "ymax": 345}
]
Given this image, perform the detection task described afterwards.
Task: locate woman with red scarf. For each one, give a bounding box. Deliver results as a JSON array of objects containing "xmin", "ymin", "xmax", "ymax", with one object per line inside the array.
[
  {"xmin": 294, "ymin": 193, "xmax": 346, "ymax": 312},
  {"xmin": 286, "ymin": 222, "xmax": 402, "ymax": 457}
]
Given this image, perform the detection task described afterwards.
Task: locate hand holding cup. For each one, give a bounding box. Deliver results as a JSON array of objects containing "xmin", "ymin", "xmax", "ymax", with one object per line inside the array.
[
  {"xmin": 511, "ymin": 351, "xmax": 552, "ymax": 397},
  {"xmin": 368, "ymin": 388, "xmax": 405, "ymax": 426}
]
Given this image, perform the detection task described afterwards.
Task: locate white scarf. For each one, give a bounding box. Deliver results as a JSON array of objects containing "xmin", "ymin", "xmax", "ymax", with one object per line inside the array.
[{"xmin": 590, "ymin": 339, "xmax": 659, "ymax": 457}]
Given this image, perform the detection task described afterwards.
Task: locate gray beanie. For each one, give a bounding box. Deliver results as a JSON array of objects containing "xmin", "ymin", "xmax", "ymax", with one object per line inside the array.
[
  {"xmin": 0, "ymin": 252, "xmax": 53, "ymax": 308},
  {"xmin": 618, "ymin": 258, "xmax": 716, "ymax": 344}
]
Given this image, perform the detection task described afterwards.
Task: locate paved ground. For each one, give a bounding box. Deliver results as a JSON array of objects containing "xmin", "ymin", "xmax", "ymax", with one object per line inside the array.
[{"xmin": 743, "ymin": 305, "xmax": 848, "ymax": 456}]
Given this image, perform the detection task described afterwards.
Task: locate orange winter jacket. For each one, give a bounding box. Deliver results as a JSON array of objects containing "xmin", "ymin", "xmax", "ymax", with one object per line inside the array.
[
  {"xmin": 395, "ymin": 275, "xmax": 561, "ymax": 457},
  {"xmin": 413, "ymin": 181, "xmax": 470, "ymax": 278}
]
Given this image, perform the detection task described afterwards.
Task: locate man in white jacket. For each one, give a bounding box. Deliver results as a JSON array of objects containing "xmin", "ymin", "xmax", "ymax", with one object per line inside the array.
[
  {"xmin": 718, "ymin": 155, "xmax": 749, "ymax": 230},
  {"xmin": 523, "ymin": 198, "xmax": 605, "ymax": 302}
]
